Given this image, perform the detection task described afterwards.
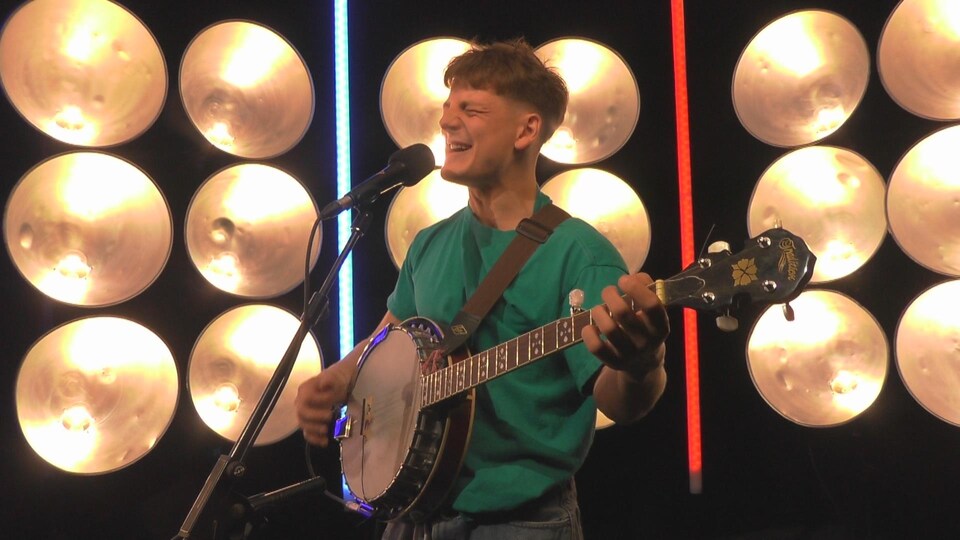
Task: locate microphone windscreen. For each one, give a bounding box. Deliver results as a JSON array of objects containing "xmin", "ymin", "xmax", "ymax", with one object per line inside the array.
[{"xmin": 390, "ymin": 143, "xmax": 435, "ymax": 187}]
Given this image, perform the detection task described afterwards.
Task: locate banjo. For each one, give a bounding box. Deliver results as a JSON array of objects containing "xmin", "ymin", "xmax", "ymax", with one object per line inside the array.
[{"xmin": 335, "ymin": 227, "xmax": 815, "ymax": 521}]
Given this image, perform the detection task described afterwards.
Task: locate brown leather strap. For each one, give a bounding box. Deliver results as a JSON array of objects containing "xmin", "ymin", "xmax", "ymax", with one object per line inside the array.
[{"xmin": 441, "ymin": 203, "xmax": 570, "ymax": 353}]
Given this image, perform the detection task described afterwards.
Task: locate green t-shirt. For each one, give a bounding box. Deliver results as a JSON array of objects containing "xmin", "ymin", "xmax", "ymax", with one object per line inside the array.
[{"xmin": 386, "ymin": 191, "xmax": 628, "ymax": 514}]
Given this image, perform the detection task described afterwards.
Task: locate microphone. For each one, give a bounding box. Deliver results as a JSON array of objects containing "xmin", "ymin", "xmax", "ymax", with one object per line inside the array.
[{"xmin": 319, "ymin": 143, "xmax": 435, "ymax": 220}]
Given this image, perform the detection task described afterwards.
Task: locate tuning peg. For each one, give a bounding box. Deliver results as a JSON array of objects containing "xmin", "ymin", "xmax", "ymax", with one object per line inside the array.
[
  {"xmin": 707, "ymin": 240, "xmax": 731, "ymax": 254},
  {"xmin": 568, "ymin": 288, "xmax": 585, "ymax": 315},
  {"xmin": 716, "ymin": 311, "xmax": 739, "ymax": 332},
  {"xmin": 782, "ymin": 302, "xmax": 795, "ymax": 321}
]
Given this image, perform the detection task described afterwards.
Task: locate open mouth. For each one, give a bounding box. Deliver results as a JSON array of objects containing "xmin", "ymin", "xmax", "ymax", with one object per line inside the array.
[{"xmin": 447, "ymin": 143, "xmax": 471, "ymax": 152}]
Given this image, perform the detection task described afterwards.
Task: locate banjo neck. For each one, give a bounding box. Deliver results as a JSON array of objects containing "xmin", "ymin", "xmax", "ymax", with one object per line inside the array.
[
  {"xmin": 419, "ymin": 274, "xmax": 701, "ymax": 409},
  {"xmin": 419, "ymin": 225, "xmax": 815, "ymax": 409},
  {"xmin": 419, "ymin": 227, "xmax": 818, "ymax": 408},
  {"xmin": 420, "ymin": 298, "xmax": 600, "ymax": 409},
  {"xmin": 419, "ymin": 263, "xmax": 730, "ymax": 409}
]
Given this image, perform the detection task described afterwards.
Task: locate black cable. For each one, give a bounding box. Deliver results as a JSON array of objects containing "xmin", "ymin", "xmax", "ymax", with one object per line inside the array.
[{"xmin": 303, "ymin": 217, "xmax": 322, "ymax": 313}]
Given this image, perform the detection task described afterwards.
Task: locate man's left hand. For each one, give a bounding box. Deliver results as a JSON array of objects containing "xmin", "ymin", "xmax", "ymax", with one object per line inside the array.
[{"xmin": 582, "ymin": 272, "xmax": 669, "ymax": 378}]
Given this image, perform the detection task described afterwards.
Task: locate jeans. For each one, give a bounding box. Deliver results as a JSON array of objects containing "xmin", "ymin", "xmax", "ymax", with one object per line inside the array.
[{"xmin": 382, "ymin": 478, "xmax": 583, "ymax": 540}]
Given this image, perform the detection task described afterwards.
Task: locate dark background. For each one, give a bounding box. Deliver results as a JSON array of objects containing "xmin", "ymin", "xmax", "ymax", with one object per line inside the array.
[{"xmin": 1, "ymin": 1, "xmax": 957, "ymax": 539}]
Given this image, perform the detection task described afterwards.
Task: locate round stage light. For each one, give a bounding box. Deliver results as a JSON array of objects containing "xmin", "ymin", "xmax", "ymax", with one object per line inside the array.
[
  {"xmin": 380, "ymin": 37, "xmax": 471, "ymax": 166},
  {"xmin": 3, "ymin": 151, "xmax": 172, "ymax": 306},
  {"xmin": 895, "ymin": 279, "xmax": 960, "ymax": 426},
  {"xmin": 732, "ymin": 10, "xmax": 869, "ymax": 147},
  {"xmin": 188, "ymin": 303, "xmax": 323, "ymax": 445},
  {"xmin": 180, "ymin": 20, "xmax": 314, "ymax": 159},
  {"xmin": 747, "ymin": 146, "xmax": 886, "ymax": 283},
  {"xmin": 384, "ymin": 169, "xmax": 467, "ymax": 269},
  {"xmin": 878, "ymin": 0, "xmax": 960, "ymax": 120},
  {"xmin": 541, "ymin": 167, "xmax": 651, "ymax": 273},
  {"xmin": 887, "ymin": 124, "xmax": 960, "ymax": 276},
  {"xmin": 535, "ymin": 38, "xmax": 640, "ymax": 165},
  {"xmin": 185, "ymin": 162, "xmax": 320, "ymax": 298},
  {"xmin": 16, "ymin": 316, "xmax": 178, "ymax": 474},
  {"xmin": 0, "ymin": 0, "xmax": 166, "ymax": 146},
  {"xmin": 747, "ymin": 290, "xmax": 887, "ymax": 427}
]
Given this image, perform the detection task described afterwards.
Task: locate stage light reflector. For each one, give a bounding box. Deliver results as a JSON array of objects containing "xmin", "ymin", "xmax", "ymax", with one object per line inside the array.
[
  {"xmin": 185, "ymin": 163, "xmax": 320, "ymax": 298},
  {"xmin": 384, "ymin": 169, "xmax": 467, "ymax": 269},
  {"xmin": 747, "ymin": 146, "xmax": 886, "ymax": 283},
  {"xmin": 3, "ymin": 151, "xmax": 172, "ymax": 306},
  {"xmin": 188, "ymin": 304, "xmax": 323, "ymax": 445},
  {"xmin": 541, "ymin": 167, "xmax": 651, "ymax": 273},
  {"xmin": 16, "ymin": 316, "xmax": 178, "ymax": 474},
  {"xmin": 879, "ymin": 0, "xmax": 960, "ymax": 120},
  {"xmin": 180, "ymin": 20, "xmax": 314, "ymax": 158},
  {"xmin": 747, "ymin": 290, "xmax": 887, "ymax": 427},
  {"xmin": 896, "ymin": 279, "xmax": 960, "ymax": 426},
  {"xmin": 0, "ymin": 0, "xmax": 166, "ymax": 146},
  {"xmin": 535, "ymin": 38, "xmax": 640, "ymax": 165},
  {"xmin": 380, "ymin": 37, "xmax": 471, "ymax": 166},
  {"xmin": 732, "ymin": 10, "xmax": 869, "ymax": 147},
  {"xmin": 887, "ymin": 124, "xmax": 960, "ymax": 276}
]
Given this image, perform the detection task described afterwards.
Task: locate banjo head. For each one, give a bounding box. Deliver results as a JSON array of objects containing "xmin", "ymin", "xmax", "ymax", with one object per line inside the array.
[{"xmin": 340, "ymin": 319, "xmax": 443, "ymax": 504}]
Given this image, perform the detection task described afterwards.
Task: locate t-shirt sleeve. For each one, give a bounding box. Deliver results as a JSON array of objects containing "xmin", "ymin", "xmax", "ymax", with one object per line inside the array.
[
  {"xmin": 387, "ymin": 235, "xmax": 422, "ymax": 321},
  {"xmin": 386, "ymin": 248, "xmax": 418, "ymax": 320},
  {"xmin": 563, "ymin": 263, "xmax": 628, "ymax": 395}
]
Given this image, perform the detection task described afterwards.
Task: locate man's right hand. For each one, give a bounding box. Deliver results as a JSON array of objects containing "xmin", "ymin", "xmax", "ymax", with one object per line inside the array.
[
  {"xmin": 295, "ymin": 312, "xmax": 399, "ymax": 447},
  {"xmin": 295, "ymin": 369, "xmax": 349, "ymax": 447}
]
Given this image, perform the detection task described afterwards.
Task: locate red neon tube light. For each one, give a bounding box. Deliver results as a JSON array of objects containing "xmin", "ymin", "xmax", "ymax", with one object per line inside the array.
[{"xmin": 670, "ymin": 0, "xmax": 703, "ymax": 494}]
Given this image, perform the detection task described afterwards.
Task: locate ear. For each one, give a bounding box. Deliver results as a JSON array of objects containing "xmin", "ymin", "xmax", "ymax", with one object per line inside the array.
[{"xmin": 514, "ymin": 112, "xmax": 542, "ymax": 151}]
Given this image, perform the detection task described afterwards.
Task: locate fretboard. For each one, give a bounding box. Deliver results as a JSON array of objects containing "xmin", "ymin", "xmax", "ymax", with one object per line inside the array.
[{"xmin": 420, "ymin": 308, "xmax": 596, "ymax": 408}]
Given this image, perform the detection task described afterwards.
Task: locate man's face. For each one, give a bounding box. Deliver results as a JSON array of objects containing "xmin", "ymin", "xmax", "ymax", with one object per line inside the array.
[{"xmin": 438, "ymin": 83, "xmax": 531, "ymax": 188}]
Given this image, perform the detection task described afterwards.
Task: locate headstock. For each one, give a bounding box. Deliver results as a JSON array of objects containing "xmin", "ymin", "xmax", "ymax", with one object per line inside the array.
[{"xmin": 656, "ymin": 228, "xmax": 816, "ymax": 320}]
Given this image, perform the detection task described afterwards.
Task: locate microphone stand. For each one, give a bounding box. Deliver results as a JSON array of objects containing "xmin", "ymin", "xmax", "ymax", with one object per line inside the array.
[{"xmin": 174, "ymin": 207, "xmax": 375, "ymax": 540}]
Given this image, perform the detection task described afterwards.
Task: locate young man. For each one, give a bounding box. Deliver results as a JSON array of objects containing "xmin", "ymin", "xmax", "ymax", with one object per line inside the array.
[{"xmin": 296, "ymin": 39, "xmax": 669, "ymax": 539}]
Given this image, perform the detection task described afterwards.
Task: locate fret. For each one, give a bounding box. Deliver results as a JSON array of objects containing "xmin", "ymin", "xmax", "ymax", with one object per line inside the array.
[
  {"xmin": 517, "ymin": 332, "xmax": 530, "ymax": 365},
  {"xmin": 542, "ymin": 323, "xmax": 557, "ymax": 355},
  {"xmin": 531, "ymin": 328, "xmax": 543, "ymax": 359},
  {"xmin": 573, "ymin": 311, "xmax": 592, "ymax": 342},
  {"xmin": 444, "ymin": 367, "xmax": 450, "ymax": 399},
  {"xmin": 495, "ymin": 343, "xmax": 507, "ymax": 374},
  {"xmin": 479, "ymin": 350, "xmax": 488, "ymax": 382},
  {"xmin": 457, "ymin": 361, "xmax": 466, "ymax": 392},
  {"xmin": 507, "ymin": 338, "xmax": 518, "ymax": 370},
  {"xmin": 470, "ymin": 355, "xmax": 477, "ymax": 388},
  {"xmin": 558, "ymin": 316, "xmax": 574, "ymax": 347}
]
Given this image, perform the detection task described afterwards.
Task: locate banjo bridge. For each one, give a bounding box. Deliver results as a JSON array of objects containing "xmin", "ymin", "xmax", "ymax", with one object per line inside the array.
[{"xmin": 334, "ymin": 397, "xmax": 373, "ymax": 440}]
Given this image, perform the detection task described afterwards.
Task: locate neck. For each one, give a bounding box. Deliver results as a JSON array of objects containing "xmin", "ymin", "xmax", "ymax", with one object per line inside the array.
[{"xmin": 468, "ymin": 175, "xmax": 539, "ymax": 230}]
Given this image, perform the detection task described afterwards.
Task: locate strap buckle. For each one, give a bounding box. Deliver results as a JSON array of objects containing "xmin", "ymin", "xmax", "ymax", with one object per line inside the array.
[{"xmin": 516, "ymin": 217, "xmax": 553, "ymax": 244}]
